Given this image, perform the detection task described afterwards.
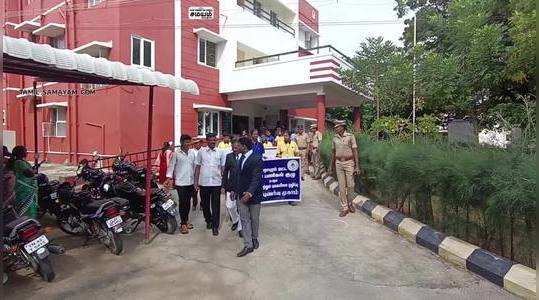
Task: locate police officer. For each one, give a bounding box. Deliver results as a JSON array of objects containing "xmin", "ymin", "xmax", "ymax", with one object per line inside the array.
[
  {"xmin": 330, "ymin": 120, "xmax": 360, "ymax": 217},
  {"xmin": 309, "ymin": 124, "xmax": 323, "ymax": 179},
  {"xmin": 295, "ymin": 127, "xmax": 310, "ymax": 181}
]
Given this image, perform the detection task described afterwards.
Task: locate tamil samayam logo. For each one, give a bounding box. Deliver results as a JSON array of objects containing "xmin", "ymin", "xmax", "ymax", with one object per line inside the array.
[{"xmin": 287, "ymin": 159, "xmax": 300, "ymax": 172}]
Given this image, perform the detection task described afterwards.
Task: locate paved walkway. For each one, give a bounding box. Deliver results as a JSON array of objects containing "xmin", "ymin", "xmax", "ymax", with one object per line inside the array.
[{"xmin": 5, "ymin": 178, "xmax": 515, "ymax": 299}]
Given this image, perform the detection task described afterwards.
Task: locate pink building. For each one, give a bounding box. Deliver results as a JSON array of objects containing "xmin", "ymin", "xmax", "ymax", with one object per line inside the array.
[{"xmin": 2, "ymin": 0, "xmax": 364, "ymax": 163}]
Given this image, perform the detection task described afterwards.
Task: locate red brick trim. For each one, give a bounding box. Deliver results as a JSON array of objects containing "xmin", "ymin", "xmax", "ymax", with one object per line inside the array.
[
  {"xmin": 310, "ymin": 74, "xmax": 341, "ymax": 81},
  {"xmin": 310, "ymin": 59, "xmax": 341, "ymax": 67},
  {"xmin": 310, "ymin": 66, "xmax": 340, "ymax": 73}
]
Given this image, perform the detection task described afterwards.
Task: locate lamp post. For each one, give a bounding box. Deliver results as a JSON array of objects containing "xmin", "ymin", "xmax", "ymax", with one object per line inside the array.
[{"xmin": 412, "ymin": 15, "xmax": 417, "ymax": 144}]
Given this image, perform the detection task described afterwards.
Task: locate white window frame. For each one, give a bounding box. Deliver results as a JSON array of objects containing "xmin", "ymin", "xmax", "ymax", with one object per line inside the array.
[
  {"xmin": 88, "ymin": 0, "xmax": 104, "ymax": 7},
  {"xmin": 51, "ymin": 108, "xmax": 67, "ymax": 137},
  {"xmin": 50, "ymin": 34, "xmax": 66, "ymax": 49},
  {"xmin": 197, "ymin": 38, "xmax": 217, "ymax": 68},
  {"xmin": 131, "ymin": 35, "xmax": 155, "ymax": 70},
  {"xmin": 197, "ymin": 110, "xmax": 221, "ymax": 138}
]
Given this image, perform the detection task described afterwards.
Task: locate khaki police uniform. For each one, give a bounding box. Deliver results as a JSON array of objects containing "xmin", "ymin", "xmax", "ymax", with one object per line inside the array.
[
  {"xmin": 333, "ymin": 131, "xmax": 358, "ymax": 211},
  {"xmin": 309, "ymin": 129, "xmax": 323, "ymax": 179},
  {"xmin": 295, "ymin": 132, "xmax": 311, "ymax": 178}
]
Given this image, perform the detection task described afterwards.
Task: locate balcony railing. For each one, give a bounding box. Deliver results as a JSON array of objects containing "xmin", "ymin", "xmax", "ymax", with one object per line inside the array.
[
  {"xmin": 235, "ymin": 45, "xmax": 357, "ymax": 68},
  {"xmin": 238, "ymin": 0, "xmax": 295, "ymax": 36}
]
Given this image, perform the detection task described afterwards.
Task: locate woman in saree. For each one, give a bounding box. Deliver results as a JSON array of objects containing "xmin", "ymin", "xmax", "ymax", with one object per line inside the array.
[{"xmin": 8, "ymin": 146, "xmax": 38, "ymax": 218}]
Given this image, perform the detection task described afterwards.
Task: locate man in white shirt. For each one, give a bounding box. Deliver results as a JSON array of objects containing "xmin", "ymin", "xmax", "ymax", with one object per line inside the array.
[
  {"xmin": 166, "ymin": 134, "xmax": 197, "ymax": 234},
  {"xmin": 194, "ymin": 133, "xmax": 223, "ymax": 236}
]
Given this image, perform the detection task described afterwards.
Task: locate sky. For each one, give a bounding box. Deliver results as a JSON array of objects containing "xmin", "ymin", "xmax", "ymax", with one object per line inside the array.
[{"xmin": 314, "ymin": 0, "xmax": 406, "ymax": 57}]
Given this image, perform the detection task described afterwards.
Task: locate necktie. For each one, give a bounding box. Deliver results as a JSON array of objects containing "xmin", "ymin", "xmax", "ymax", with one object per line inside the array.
[{"xmin": 238, "ymin": 154, "xmax": 245, "ymax": 171}]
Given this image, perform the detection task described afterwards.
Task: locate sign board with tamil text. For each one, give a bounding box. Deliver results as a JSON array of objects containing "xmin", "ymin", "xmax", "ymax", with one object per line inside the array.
[
  {"xmin": 261, "ymin": 158, "xmax": 301, "ymax": 204},
  {"xmin": 188, "ymin": 7, "xmax": 214, "ymax": 20}
]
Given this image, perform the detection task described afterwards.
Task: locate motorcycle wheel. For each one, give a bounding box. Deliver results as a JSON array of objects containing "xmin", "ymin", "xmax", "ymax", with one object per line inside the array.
[
  {"xmin": 35, "ymin": 257, "xmax": 55, "ymax": 282},
  {"xmin": 58, "ymin": 216, "xmax": 85, "ymax": 236},
  {"xmin": 154, "ymin": 214, "xmax": 177, "ymax": 234},
  {"xmin": 99, "ymin": 223, "xmax": 123, "ymax": 255}
]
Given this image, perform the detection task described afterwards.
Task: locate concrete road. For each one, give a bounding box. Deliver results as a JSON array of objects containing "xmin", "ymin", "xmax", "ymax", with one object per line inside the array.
[{"xmin": 4, "ymin": 178, "xmax": 515, "ymax": 300}]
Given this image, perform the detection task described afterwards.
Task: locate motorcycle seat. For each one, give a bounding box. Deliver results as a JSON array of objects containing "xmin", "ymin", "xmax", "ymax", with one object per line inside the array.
[
  {"xmin": 79, "ymin": 199, "xmax": 115, "ymax": 215},
  {"xmin": 110, "ymin": 197, "xmax": 130, "ymax": 207},
  {"xmin": 4, "ymin": 216, "xmax": 31, "ymax": 230}
]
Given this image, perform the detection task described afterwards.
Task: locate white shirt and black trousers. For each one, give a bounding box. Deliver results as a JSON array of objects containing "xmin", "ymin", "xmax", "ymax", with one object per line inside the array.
[
  {"xmin": 196, "ymin": 147, "xmax": 223, "ymax": 230},
  {"xmin": 167, "ymin": 148, "xmax": 197, "ymax": 226}
]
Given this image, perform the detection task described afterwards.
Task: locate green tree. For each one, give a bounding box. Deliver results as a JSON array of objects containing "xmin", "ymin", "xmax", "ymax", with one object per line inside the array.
[
  {"xmin": 342, "ymin": 37, "xmax": 405, "ymax": 119},
  {"xmin": 395, "ymin": 0, "xmax": 536, "ymax": 125},
  {"xmin": 341, "ymin": 37, "xmax": 413, "ymax": 128}
]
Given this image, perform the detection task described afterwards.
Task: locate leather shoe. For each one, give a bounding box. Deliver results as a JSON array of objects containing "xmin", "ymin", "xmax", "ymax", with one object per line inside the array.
[
  {"xmin": 231, "ymin": 222, "xmax": 239, "ymax": 231},
  {"xmin": 252, "ymin": 239, "xmax": 259, "ymax": 249},
  {"xmin": 238, "ymin": 230, "xmax": 244, "ymax": 238},
  {"xmin": 206, "ymin": 223, "xmax": 212, "ymax": 230},
  {"xmin": 236, "ymin": 247, "xmax": 253, "ymax": 257},
  {"xmin": 212, "ymin": 228, "xmax": 219, "ymax": 236}
]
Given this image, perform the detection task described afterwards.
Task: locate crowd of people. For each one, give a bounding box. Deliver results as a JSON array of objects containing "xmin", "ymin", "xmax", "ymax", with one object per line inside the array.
[
  {"xmin": 157, "ymin": 124, "xmax": 326, "ymax": 257},
  {"xmin": 1, "ymin": 121, "xmax": 361, "ymax": 257}
]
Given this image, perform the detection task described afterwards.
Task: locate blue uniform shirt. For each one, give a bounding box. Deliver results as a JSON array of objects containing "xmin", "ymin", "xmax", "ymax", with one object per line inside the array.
[{"xmin": 252, "ymin": 142, "xmax": 265, "ymax": 155}]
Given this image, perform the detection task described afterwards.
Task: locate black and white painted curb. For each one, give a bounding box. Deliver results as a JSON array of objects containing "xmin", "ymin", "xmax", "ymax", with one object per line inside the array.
[{"xmin": 318, "ymin": 171, "xmax": 536, "ymax": 299}]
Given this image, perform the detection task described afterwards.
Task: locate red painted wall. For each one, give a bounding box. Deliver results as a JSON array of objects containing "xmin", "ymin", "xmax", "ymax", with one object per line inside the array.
[
  {"xmin": 181, "ymin": 0, "xmax": 225, "ymax": 137},
  {"xmin": 289, "ymin": 107, "xmax": 317, "ymax": 119},
  {"xmin": 298, "ymin": 0, "xmax": 319, "ymax": 33},
  {"xmin": 117, "ymin": 0, "xmax": 175, "ymax": 153},
  {"xmin": 3, "ymin": 0, "xmax": 176, "ymax": 163}
]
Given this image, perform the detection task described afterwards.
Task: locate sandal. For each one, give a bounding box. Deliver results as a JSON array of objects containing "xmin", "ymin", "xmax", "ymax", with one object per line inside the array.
[
  {"xmin": 180, "ymin": 224, "xmax": 189, "ymax": 234},
  {"xmin": 339, "ymin": 210, "xmax": 349, "ymax": 217},
  {"xmin": 348, "ymin": 204, "xmax": 356, "ymax": 213},
  {"xmin": 187, "ymin": 223, "xmax": 194, "ymax": 229}
]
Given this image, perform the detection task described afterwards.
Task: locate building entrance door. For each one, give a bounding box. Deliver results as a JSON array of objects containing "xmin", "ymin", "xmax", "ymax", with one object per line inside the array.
[
  {"xmin": 233, "ymin": 115, "xmax": 249, "ymax": 135},
  {"xmin": 254, "ymin": 117, "xmax": 263, "ymax": 130}
]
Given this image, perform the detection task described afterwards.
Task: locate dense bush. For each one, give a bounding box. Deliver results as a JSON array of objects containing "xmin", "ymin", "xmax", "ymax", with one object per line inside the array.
[
  {"xmin": 367, "ymin": 115, "xmax": 440, "ymax": 141},
  {"xmin": 320, "ymin": 133, "xmax": 536, "ymax": 267}
]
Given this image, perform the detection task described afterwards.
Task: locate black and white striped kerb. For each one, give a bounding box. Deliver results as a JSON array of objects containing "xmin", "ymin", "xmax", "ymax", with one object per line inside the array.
[
  {"xmin": 317, "ymin": 172, "xmax": 536, "ymax": 299},
  {"xmin": 359, "ymin": 199, "xmax": 377, "ymax": 217},
  {"xmin": 416, "ymin": 226, "xmax": 446, "ymax": 254},
  {"xmin": 467, "ymin": 249, "xmax": 514, "ymax": 287},
  {"xmin": 383, "ymin": 210, "xmax": 405, "ymax": 232}
]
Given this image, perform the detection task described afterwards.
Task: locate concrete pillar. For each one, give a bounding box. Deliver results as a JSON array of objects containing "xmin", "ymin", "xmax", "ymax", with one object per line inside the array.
[
  {"xmin": 352, "ymin": 106, "xmax": 362, "ymax": 132},
  {"xmin": 316, "ymin": 94, "xmax": 326, "ymax": 132}
]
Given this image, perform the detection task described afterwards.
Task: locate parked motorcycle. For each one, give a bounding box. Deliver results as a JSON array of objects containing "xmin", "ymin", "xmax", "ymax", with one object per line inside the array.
[
  {"xmin": 37, "ymin": 173, "xmax": 83, "ymax": 236},
  {"xmin": 49, "ymin": 182, "xmax": 126, "ymax": 255},
  {"xmin": 2, "ymin": 206, "xmax": 62, "ymax": 282},
  {"xmin": 79, "ymin": 161, "xmax": 177, "ymax": 234}
]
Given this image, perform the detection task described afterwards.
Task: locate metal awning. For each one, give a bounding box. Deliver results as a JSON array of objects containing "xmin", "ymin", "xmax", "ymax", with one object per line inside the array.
[
  {"xmin": 193, "ymin": 103, "xmax": 233, "ymax": 112},
  {"xmin": 3, "ymin": 35, "xmax": 199, "ymax": 242},
  {"xmin": 3, "ymin": 36, "xmax": 199, "ymax": 94},
  {"xmin": 14, "ymin": 20, "xmax": 41, "ymax": 32},
  {"xmin": 193, "ymin": 28, "xmax": 227, "ymax": 43},
  {"xmin": 36, "ymin": 101, "xmax": 68, "ymax": 108},
  {"xmin": 33, "ymin": 23, "xmax": 66, "ymax": 37}
]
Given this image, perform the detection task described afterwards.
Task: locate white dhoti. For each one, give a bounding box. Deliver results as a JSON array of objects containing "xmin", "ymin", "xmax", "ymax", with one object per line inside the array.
[{"xmin": 226, "ymin": 192, "xmax": 242, "ymax": 232}]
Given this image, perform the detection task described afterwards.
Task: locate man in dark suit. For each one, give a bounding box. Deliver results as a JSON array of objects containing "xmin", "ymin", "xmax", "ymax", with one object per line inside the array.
[
  {"xmin": 232, "ymin": 137, "xmax": 264, "ymax": 257},
  {"xmin": 222, "ymin": 140, "xmax": 242, "ymax": 236}
]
